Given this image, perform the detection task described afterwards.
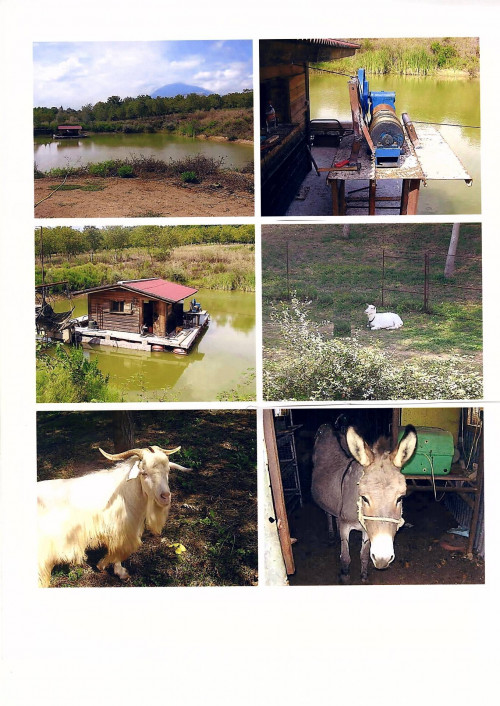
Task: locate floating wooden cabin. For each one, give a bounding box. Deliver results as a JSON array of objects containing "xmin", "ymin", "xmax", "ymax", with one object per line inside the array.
[
  {"xmin": 72, "ymin": 279, "xmax": 209, "ymax": 353},
  {"xmin": 53, "ymin": 125, "xmax": 87, "ymax": 139},
  {"xmin": 260, "ymin": 39, "xmax": 360, "ymax": 215}
]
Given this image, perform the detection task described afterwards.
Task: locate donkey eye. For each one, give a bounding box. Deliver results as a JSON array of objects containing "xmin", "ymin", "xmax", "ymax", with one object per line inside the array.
[{"xmin": 361, "ymin": 495, "xmax": 370, "ymax": 505}]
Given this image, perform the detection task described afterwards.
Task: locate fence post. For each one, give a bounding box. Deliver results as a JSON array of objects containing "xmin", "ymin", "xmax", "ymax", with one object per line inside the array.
[
  {"xmin": 286, "ymin": 240, "xmax": 290, "ymax": 299},
  {"xmin": 381, "ymin": 249, "xmax": 385, "ymax": 306},
  {"xmin": 424, "ymin": 252, "xmax": 430, "ymax": 312}
]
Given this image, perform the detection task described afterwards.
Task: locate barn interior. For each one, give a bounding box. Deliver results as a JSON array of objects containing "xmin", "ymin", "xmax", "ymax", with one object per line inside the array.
[{"xmin": 264, "ymin": 407, "xmax": 484, "ymax": 585}]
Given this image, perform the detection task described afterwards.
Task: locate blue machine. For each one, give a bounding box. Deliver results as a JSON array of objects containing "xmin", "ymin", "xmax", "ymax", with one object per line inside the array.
[{"xmin": 357, "ymin": 68, "xmax": 405, "ymax": 167}]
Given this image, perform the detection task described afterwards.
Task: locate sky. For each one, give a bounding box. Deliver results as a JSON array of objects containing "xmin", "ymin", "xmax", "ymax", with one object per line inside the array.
[{"xmin": 33, "ymin": 40, "xmax": 253, "ymax": 108}]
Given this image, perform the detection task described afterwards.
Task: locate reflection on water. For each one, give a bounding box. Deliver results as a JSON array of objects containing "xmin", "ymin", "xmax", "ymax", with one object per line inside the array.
[
  {"xmin": 34, "ymin": 132, "xmax": 254, "ymax": 171},
  {"xmin": 55, "ymin": 288, "xmax": 255, "ymax": 401},
  {"xmin": 309, "ymin": 72, "xmax": 480, "ymax": 214}
]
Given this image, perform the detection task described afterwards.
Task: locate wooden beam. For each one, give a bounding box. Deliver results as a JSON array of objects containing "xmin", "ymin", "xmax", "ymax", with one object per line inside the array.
[{"xmin": 263, "ymin": 409, "xmax": 295, "ymax": 575}]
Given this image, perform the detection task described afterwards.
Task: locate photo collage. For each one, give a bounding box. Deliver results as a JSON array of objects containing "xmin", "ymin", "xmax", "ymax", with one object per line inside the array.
[{"xmin": 31, "ymin": 37, "xmax": 484, "ymax": 590}]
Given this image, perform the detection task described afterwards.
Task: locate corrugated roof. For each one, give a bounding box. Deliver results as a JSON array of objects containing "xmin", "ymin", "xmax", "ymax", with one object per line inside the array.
[
  {"xmin": 119, "ymin": 279, "xmax": 198, "ymax": 303},
  {"xmin": 57, "ymin": 125, "xmax": 82, "ymax": 130}
]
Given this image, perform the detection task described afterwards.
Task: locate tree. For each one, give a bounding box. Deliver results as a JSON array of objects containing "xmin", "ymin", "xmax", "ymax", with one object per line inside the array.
[
  {"xmin": 113, "ymin": 411, "xmax": 135, "ymax": 452},
  {"xmin": 444, "ymin": 223, "xmax": 461, "ymax": 278},
  {"xmin": 83, "ymin": 225, "xmax": 103, "ymax": 263}
]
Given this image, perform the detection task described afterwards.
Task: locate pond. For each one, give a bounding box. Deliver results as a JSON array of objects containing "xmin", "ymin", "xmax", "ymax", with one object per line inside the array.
[
  {"xmin": 309, "ymin": 72, "xmax": 481, "ymax": 215},
  {"xmin": 34, "ymin": 132, "xmax": 254, "ymax": 172},
  {"xmin": 53, "ymin": 288, "xmax": 255, "ymax": 402}
]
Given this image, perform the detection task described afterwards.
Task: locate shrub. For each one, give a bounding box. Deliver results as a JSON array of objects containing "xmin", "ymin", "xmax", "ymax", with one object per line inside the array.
[
  {"xmin": 181, "ymin": 170, "xmax": 199, "ymax": 184},
  {"xmin": 263, "ymin": 296, "xmax": 482, "ymax": 401},
  {"xmin": 87, "ymin": 160, "xmax": 117, "ymax": 177},
  {"xmin": 117, "ymin": 164, "xmax": 134, "ymax": 178},
  {"xmin": 36, "ymin": 344, "xmax": 122, "ymax": 403}
]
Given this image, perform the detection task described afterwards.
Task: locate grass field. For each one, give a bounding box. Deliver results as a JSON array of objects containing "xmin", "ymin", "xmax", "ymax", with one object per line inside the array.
[
  {"xmin": 262, "ymin": 223, "xmax": 482, "ymax": 401},
  {"xmin": 37, "ymin": 410, "xmax": 257, "ymax": 588}
]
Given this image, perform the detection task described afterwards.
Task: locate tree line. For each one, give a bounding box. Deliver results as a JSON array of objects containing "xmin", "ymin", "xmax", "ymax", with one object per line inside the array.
[
  {"xmin": 35, "ymin": 225, "xmax": 255, "ymax": 261},
  {"xmin": 34, "ymin": 90, "xmax": 253, "ymax": 129}
]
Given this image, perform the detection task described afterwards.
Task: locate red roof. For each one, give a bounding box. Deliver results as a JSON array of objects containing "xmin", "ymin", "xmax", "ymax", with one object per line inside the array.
[{"xmin": 120, "ymin": 279, "xmax": 198, "ymax": 303}]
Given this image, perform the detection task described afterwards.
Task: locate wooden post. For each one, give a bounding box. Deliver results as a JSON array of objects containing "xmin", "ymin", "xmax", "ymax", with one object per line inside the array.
[
  {"xmin": 400, "ymin": 179, "xmax": 421, "ymax": 215},
  {"xmin": 424, "ymin": 252, "xmax": 430, "ymax": 312},
  {"xmin": 382, "ymin": 249, "xmax": 385, "ymax": 306},
  {"xmin": 286, "ymin": 240, "xmax": 290, "ymax": 299},
  {"xmin": 331, "ymin": 180, "xmax": 340, "ymax": 216},
  {"xmin": 263, "ymin": 409, "xmax": 295, "ymax": 576},
  {"xmin": 369, "ymin": 179, "xmax": 376, "ymax": 215}
]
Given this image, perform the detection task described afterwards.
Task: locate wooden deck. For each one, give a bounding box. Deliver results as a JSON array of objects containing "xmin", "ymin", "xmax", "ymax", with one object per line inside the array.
[{"xmin": 74, "ymin": 312, "xmax": 209, "ymax": 352}]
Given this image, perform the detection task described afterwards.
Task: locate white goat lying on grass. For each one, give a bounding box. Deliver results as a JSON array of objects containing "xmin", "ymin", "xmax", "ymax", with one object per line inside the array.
[
  {"xmin": 37, "ymin": 445, "xmax": 190, "ymax": 587},
  {"xmin": 364, "ymin": 304, "xmax": 403, "ymax": 330}
]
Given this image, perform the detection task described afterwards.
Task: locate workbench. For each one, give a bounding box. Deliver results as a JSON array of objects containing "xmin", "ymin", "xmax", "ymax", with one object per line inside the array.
[{"xmin": 326, "ymin": 124, "xmax": 472, "ymax": 215}]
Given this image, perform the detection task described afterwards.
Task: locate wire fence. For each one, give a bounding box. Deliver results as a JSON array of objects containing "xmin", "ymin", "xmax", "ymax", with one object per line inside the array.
[{"xmin": 281, "ymin": 244, "xmax": 482, "ymax": 323}]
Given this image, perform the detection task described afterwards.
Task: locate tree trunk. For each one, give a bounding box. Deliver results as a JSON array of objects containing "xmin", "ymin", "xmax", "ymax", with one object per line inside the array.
[
  {"xmin": 113, "ymin": 411, "xmax": 135, "ymax": 452},
  {"xmin": 444, "ymin": 223, "xmax": 460, "ymax": 278}
]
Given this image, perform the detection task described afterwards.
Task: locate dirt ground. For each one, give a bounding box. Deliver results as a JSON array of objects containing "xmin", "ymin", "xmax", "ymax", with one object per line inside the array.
[
  {"xmin": 287, "ymin": 494, "xmax": 484, "ymax": 586},
  {"xmin": 34, "ymin": 176, "xmax": 254, "ymax": 217},
  {"xmin": 37, "ymin": 410, "xmax": 257, "ymax": 588}
]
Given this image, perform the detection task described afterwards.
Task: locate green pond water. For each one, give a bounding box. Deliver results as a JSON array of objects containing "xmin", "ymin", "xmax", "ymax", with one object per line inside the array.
[
  {"xmin": 34, "ymin": 132, "xmax": 254, "ymax": 172},
  {"xmin": 54, "ymin": 288, "xmax": 255, "ymax": 402},
  {"xmin": 309, "ymin": 72, "xmax": 481, "ymax": 215}
]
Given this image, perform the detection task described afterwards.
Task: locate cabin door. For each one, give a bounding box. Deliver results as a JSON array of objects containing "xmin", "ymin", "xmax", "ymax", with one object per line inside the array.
[{"xmin": 142, "ymin": 301, "xmax": 155, "ymax": 333}]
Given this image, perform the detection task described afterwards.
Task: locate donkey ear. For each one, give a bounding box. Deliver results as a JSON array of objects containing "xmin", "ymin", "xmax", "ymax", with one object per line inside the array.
[
  {"xmin": 346, "ymin": 427, "xmax": 374, "ymax": 467},
  {"xmin": 392, "ymin": 425, "xmax": 417, "ymax": 468}
]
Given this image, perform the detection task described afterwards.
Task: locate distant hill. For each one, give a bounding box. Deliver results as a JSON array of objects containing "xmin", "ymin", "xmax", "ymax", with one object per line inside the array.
[{"xmin": 150, "ymin": 82, "xmax": 212, "ymax": 98}]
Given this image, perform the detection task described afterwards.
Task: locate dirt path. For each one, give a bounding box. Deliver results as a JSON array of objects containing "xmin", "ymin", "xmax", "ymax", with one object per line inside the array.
[{"xmin": 34, "ymin": 176, "xmax": 254, "ymax": 218}]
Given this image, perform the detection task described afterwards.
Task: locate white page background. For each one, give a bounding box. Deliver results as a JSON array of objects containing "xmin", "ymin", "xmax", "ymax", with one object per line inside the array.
[{"xmin": 1, "ymin": 1, "xmax": 499, "ymax": 704}]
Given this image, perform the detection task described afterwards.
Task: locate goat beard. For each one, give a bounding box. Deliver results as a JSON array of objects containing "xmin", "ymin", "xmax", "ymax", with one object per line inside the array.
[{"xmin": 145, "ymin": 495, "xmax": 170, "ymax": 535}]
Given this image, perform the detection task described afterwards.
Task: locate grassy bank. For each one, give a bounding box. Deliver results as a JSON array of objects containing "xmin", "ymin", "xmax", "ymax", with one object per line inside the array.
[
  {"xmin": 317, "ymin": 37, "xmax": 479, "ymax": 77},
  {"xmin": 35, "ymin": 153, "xmax": 254, "ymax": 193},
  {"xmin": 263, "ymin": 297, "xmax": 482, "ymax": 401},
  {"xmin": 36, "ymin": 243, "xmax": 255, "ymax": 292}
]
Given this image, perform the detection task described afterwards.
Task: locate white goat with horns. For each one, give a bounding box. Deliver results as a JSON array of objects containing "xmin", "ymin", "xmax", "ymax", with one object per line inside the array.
[{"xmin": 37, "ymin": 445, "xmax": 190, "ymax": 587}]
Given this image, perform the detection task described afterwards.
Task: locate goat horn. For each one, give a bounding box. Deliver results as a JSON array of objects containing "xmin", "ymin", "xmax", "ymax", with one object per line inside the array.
[
  {"xmin": 168, "ymin": 462, "xmax": 192, "ymax": 471},
  {"xmin": 99, "ymin": 448, "xmax": 145, "ymax": 461},
  {"xmin": 157, "ymin": 445, "xmax": 181, "ymax": 456}
]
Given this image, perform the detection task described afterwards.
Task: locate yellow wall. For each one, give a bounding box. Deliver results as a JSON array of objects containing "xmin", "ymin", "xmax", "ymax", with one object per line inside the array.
[{"xmin": 401, "ymin": 408, "xmax": 461, "ymax": 444}]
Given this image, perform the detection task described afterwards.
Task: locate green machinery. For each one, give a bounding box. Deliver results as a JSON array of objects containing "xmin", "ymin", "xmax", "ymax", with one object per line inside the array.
[{"xmin": 397, "ymin": 426, "xmax": 455, "ymax": 476}]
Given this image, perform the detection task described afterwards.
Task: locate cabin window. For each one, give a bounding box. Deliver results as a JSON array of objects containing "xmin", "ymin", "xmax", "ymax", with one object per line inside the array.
[{"xmin": 111, "ymin": 300, "xmax": 125, "ymax": 313}]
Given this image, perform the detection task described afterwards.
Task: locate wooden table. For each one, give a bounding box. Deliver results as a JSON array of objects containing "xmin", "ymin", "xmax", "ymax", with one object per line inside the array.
[{"xmin": 326, "ymin": 125, "xmax": 472, "ymax": 215}]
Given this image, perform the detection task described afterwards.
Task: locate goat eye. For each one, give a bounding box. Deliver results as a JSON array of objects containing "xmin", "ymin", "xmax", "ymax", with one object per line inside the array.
[
  {"xmin": 361, "ymin": 495, "xmax": 370, "ymax": 504},
  {"xmin": 397, "ymin": 495, "xmax": 405, "ymax": 503}
]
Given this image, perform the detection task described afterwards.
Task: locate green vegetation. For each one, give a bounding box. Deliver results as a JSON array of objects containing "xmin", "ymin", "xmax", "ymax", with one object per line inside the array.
[
  {"xmin": 263, "ymin": 297, "xmax": 482, "ymax": 401},
  {"xmin": 34, "ymin": 91, "xmax": 253, "ymax": 140},
  {"xmin": 36, "ymin": 343, "xmax": 122, "ymax": 403},
  {"xmin": 35, "ymin": 225, "xmax": 255, "ymax": 292},
  {"xmin": 316, "ymin": 37, "xmax": 479, "ymax": 77},
  {"xmin": 262, "ymin": 223, "xmax": 482, "ymax": 401},
  {"xmin": 35, "ymin": 153, "xmax": 254, "ymax": 192}
]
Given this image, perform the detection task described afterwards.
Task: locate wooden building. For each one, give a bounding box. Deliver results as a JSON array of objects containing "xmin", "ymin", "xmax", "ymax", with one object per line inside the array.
[
  {"xmin": 74, "ymin": 278, "xmax": 209, "ymax": 353},
  {"xmin": 53, "ymin": 125, "xmax": 86, "ymax": 138},
  {"xmin": 260, "ymin": 39, "xmax": 359, "ymax": 215}
]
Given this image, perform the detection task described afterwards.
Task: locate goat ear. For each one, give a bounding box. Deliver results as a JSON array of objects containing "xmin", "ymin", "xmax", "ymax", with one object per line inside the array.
[
  {"xmin": 346, "ymin": 427, "xmax": 374, "ymax": 467},
  {"xmin": 127, "ymin": 460, "xmax": 142, "ymax": 480},
  {"xmin": 392, "ymin": 425, "xmax": 417, "ymax": 468}
]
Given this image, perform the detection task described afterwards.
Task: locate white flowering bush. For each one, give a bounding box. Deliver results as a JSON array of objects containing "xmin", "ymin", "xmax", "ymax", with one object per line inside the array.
[{"xmin": 263, "ymin": 296, "xmax": 482, "ymax": 401}]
